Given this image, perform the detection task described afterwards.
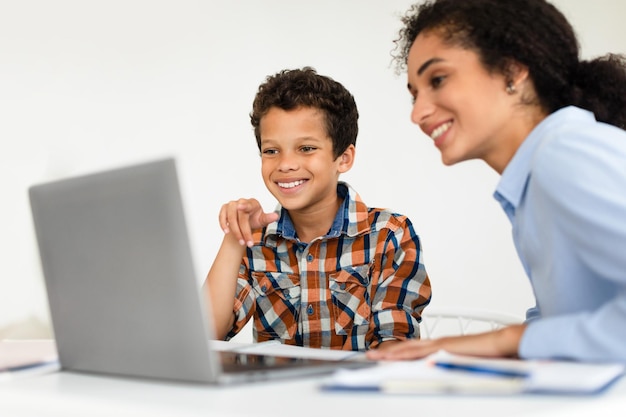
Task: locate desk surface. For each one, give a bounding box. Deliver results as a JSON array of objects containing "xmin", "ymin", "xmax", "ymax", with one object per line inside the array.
[{"xmin": 2, "ymin": 368, "xmax": 626, "ymax": 417}]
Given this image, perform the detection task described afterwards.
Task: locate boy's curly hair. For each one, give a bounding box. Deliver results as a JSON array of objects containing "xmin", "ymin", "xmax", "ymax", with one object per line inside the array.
[{"xmin": 250, "ymin": 67, "xmax": 359, "ymax": 159}]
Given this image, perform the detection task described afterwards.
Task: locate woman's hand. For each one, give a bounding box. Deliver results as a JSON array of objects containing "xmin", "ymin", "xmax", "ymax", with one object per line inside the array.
[{"xmin": 367, "ymin": 324, "xmax": 527, "ymax": 360}]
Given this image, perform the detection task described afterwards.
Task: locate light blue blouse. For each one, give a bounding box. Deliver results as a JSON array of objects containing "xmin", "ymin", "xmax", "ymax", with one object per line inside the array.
[{"xmin": 494, "ymin": 106, "xmax": 626, "ymax": 362}]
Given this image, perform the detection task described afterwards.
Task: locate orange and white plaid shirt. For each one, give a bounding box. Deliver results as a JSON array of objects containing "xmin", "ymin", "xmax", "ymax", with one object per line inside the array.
[{"xmin": 227, "ymin": 182, "xmax": 431, "ymax": 351}]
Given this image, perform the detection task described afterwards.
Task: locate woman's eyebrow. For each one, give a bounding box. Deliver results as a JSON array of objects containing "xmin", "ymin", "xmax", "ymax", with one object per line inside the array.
[{"xmin": 417, "ymin": 57, "xmax": 444, "ymax": 75}]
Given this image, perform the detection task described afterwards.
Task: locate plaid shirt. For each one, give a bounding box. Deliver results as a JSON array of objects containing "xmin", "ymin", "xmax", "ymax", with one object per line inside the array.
[{"xmin": 226, "ymin": 182, "xmax": 431, "ymax": 351}]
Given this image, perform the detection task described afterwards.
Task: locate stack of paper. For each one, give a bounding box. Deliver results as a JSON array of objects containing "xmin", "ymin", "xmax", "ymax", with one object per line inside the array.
[
  {"xmin": 321, "ymin": 350, "xmax": 625, "ymax": 395},
  {"xmin": 0, "ymin": 339, "xmax": 60, "ymax": 381}
]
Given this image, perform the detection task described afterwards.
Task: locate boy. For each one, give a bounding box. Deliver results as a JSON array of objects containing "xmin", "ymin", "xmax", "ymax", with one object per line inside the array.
[{"xmin": 204, "ymin": 67, "xmax": 431, "ymax": 351}]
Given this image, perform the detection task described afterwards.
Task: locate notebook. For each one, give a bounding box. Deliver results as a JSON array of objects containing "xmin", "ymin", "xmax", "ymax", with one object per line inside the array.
[
  {"xmin": 322, "ymin": 350, "xmax": 625, "ymax": 395},
  {"xmin": 28, "ymin": 157, "xmax": 371, "ymax": 384}
]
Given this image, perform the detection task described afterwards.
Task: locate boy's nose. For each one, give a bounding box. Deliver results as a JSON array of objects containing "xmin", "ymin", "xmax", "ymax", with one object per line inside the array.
[{"xmin": 278, "ymin": 152, "xmax": 299, "ymax": 171}]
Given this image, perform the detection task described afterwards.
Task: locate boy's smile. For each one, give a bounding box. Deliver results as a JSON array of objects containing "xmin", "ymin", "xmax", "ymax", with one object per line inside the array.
[{"xmin": 259, "ymin": 106, "xmax": 353, "ymax": 228}]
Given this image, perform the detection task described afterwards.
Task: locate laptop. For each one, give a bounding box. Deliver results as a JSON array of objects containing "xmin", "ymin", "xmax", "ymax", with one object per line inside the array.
[{"xmin": 28, "ymin": 157, "xmax": 371, "ymax": 384}]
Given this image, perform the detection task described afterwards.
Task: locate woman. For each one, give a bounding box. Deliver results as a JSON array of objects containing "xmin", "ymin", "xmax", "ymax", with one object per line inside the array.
[{"xmin": 368, "ymin": 0, "xmax": 626, "ymax": 363}]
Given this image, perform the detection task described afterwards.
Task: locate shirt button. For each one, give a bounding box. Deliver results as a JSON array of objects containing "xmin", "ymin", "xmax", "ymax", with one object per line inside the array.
[
  {"xmin": 307, "ymin": 304, "xmax": 314, "ymax": 315},
  {"xmin": 307, "ymin": 254, "xmax": 313, "ymax": 262}
]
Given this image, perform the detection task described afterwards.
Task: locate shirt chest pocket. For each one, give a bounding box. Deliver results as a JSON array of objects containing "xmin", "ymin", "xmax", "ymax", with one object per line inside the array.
[
  {"xmin": 251, "ymin": 271, "xmax": 301, "ymax": 340},
  {"xmin": 329, "ymin": 264, "xmax": 371, "ymax": 335}
]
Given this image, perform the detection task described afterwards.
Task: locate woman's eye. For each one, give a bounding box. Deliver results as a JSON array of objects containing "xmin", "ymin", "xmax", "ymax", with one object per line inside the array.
[{"xmin": 431, "ymin": 75, "xmax": 446, "ymax": 88}]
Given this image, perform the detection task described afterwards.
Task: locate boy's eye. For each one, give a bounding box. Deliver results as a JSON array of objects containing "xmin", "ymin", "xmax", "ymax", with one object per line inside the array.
[
  {"xmin": 262, "ymin": 149, "xmax": 278, "ymax": 155},
  {"xmin": 300, "ymin": 146, "xmax": 316, "ymax": 152}
]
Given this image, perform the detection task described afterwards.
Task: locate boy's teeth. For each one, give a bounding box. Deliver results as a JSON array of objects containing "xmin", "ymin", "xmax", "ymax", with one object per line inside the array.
[
  {"xmin": 431, "ymin": 122, "xmax": 452, "ymax": 140},
  {"xmin": 278, "ymin": 180, "xmax": 305, "ymax": 188}
]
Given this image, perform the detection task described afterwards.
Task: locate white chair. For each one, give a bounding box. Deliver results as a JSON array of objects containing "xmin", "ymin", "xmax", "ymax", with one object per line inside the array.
[{"xmin": 420, "ymin": 306, "xmax": 524, "ymax": 339}]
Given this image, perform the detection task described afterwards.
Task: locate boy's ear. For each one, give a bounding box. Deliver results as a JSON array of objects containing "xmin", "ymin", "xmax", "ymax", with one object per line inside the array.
[{"xmin": 337, "ymin": 144, "xmax": 356, "ymax": 173}]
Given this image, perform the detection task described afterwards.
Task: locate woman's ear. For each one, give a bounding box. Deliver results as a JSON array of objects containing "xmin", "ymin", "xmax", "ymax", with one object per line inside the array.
[
  {"xmin": 505, "ymin": 60, "xmax": 530, "ymax": 92},
  {"xmin": 337, "ymin": 144, "xmax": 356, "ymax": 174}
]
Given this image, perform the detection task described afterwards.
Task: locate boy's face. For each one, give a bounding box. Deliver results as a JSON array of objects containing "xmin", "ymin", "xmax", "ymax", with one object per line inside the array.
[{"xmin": 259, "ymin": 106, "xmax": 354, "ymax": 214}]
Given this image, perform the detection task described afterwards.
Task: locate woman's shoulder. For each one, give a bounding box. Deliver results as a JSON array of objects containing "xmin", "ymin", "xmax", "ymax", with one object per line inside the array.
[
  {"xmin": 541, "ymin": 107, "xmax": 626, "ymax": 147},
  {"xmin": 532, "ymin": 108, "xmax": 626, "ymax": 190}
]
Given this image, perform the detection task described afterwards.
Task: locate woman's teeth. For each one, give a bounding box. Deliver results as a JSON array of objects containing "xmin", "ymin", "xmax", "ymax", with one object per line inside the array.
[{"xmin": 431, "ymin": 122, "xmax": 452, "ymax": 140}]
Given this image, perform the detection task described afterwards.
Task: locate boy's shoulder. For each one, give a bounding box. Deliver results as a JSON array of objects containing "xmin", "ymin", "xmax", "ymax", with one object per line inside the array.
[
  {"xmin": 343, "ymin": 183, "xmax": 414, "ymax": 234},
  {"xmin": 365, "ymin": 206, "xmax": 412, "ymax": 233}
]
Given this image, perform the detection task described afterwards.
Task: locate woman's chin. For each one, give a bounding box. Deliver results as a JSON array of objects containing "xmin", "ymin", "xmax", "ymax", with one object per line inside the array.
[{"xmin": 440, "ymin": 153, "xmax": 460, "ymax": 166}]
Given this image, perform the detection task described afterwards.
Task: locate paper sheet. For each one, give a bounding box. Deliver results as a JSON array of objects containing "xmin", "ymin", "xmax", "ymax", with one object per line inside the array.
[{"xmin": 210, "ymin": 339, "xmax": 366, "ymax": 361}]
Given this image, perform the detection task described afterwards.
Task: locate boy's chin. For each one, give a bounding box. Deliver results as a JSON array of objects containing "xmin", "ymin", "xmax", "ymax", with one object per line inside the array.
[
  {"xmin": 275, "ymin": 201, "xmax": 300, "ymax": 211},
  {"xmin": 273, "ymin": 196, "xmax": 305, "ymax": 212}
]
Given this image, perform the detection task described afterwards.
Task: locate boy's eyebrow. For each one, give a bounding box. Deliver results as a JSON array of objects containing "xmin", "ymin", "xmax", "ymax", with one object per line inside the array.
[
  {"xmin": 417, "ymin": 57, "xmax": 444, "ymax": 76},
  {"xmin": 261, "ymin": 136, "xmax": 326, "ymax": 145}
]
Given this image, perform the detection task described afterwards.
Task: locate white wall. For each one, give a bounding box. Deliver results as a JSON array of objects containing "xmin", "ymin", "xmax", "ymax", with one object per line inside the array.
[{"xmin": 1, "ymin": 0, "xmax": 624, "ymax": 338}]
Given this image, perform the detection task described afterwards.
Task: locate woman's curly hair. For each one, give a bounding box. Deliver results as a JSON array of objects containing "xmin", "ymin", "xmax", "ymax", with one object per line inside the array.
[{"xmin": 393, "ymin": 0, "xmax": 626, "ymax": 129}]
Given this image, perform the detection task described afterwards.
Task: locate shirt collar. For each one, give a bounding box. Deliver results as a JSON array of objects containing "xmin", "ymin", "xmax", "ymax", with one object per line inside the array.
[
  {"xmin": 262, "ymin": 181, "xmax": 370, "ymax": 245},
  {"xmin": 494, "ymin": 106, "xmax": 594, "ymax": 213}
]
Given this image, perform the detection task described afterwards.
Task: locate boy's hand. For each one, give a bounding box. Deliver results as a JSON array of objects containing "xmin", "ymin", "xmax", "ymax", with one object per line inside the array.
[{"xmin": 219, "ymin": 198, "xmax": 279, "ymax": 247}]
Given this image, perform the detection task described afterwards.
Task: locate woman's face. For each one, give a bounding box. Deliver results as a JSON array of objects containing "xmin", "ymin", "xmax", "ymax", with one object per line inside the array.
[{"xmin": 406, "ymin": 31, "xmax": 522, "ymax": 172}]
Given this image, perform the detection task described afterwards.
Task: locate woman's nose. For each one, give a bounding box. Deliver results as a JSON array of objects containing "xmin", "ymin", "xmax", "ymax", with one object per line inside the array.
[{"xmin": 410, "ymin": 93, "xmax": 434, "ymax": 126}]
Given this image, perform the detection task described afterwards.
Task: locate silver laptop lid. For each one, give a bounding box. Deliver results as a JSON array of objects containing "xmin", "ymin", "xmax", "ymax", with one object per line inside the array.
[{"xmin": 29, "ymin": 158, "xmax": 220, "ymax": 383}]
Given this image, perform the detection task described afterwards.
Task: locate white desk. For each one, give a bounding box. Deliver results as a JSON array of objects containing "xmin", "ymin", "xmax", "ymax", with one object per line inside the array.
[{"xmin": 2, "ymin": 369, "xmax": 626, "ymax": 417}]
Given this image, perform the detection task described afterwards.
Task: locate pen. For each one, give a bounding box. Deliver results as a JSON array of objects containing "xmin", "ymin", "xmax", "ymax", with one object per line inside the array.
[
  {"xmin": 434, "ymin": 361, "xmax": 530, "ymax": 378},
  {"xmin": 1, "ymin": 358, "xmax": 59, "ymax": 373}
]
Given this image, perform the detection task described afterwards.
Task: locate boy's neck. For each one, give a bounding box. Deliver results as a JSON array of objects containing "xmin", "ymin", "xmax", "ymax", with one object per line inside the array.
[{"xmin": 289, "ymin": 197, "xmax": 343, "ymax": 243}]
